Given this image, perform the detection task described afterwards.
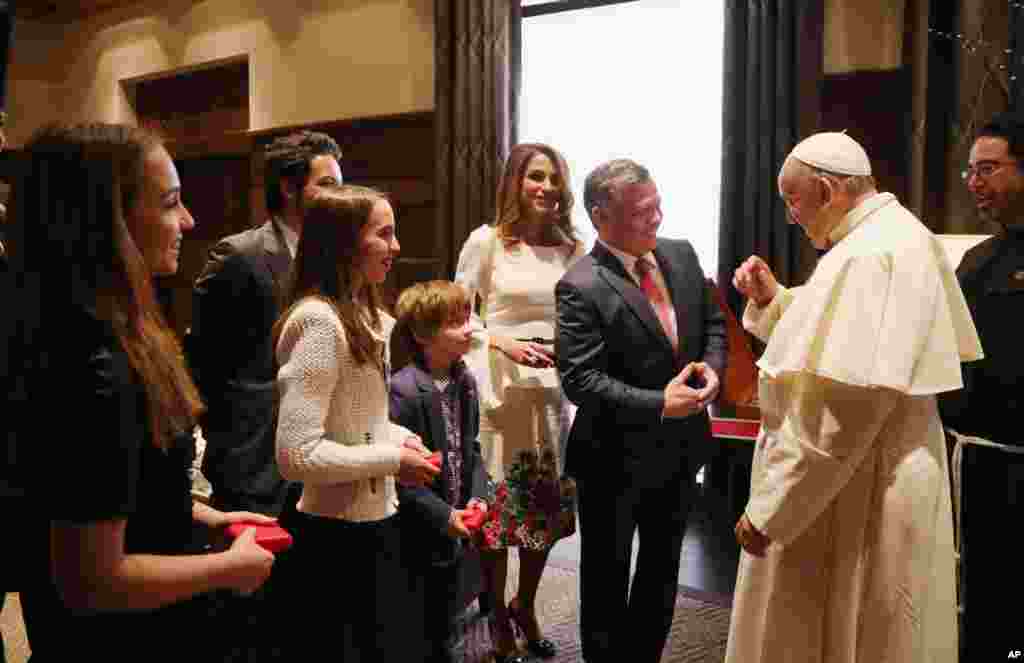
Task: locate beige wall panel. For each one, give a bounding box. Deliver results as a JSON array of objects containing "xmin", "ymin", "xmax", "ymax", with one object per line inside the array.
[
  {"xmin": 824, "ymin": 0, "xmax": 906, "ymax": 73},
  {"xmin": 5, "ymin": 0, "xmax": 434, "ymax": 147}
]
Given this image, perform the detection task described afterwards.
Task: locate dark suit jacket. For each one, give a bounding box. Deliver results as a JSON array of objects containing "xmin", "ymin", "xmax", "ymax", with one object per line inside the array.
[
  {"xmin": 938, "ymin": 232, "xmax": 1024, "ymax": 444},
  {"xmin": 390, "ymin": 360, "xmax": 489, "ymax": 568},
  {"xmin": 555, "ymin": 239, "xmax": 728, "ymax": 484},
  {"xmin": 185, "ymin": 219, "xmax": 293, "ymax": 514}
]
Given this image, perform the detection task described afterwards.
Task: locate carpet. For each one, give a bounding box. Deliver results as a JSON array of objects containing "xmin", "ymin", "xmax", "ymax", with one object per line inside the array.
[
  {"xmin": 460, "ymin": 552, "xmax": 731, "ymax": 663},
  {"xmin": 1, "ymin": 557, "xmax": 732, "ymax": 663}
]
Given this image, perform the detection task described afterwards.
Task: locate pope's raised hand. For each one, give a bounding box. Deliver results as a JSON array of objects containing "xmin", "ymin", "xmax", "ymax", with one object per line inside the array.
[{"xmin": 733, "ymin": 255, "xmax": 778, "ymax": 307}]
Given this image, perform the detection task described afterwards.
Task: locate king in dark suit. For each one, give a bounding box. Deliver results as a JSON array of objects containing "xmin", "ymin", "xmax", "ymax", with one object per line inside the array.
[
  {"xmin": 187, "ymin": 130, "xmax": 342, "ymax": 516},
  {"xmin": 555, "ymin": 159, "xmax": 727, "ymax": 663}
]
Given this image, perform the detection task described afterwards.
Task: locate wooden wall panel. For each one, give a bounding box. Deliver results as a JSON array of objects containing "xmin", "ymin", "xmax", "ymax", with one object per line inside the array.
[
  {"xmin": 0, "ymin": 107, "xmax": 438, "ymax": 343},
  {"xmin": 821, "ymin": 69, "xmax": 912, "ymax": 211},
  {"xmin": 160, "ymin": 111, "xmax": 438, "ymax": 346},
  {"xmin": 250, "ymin": 111, "xmax": 439, "ymax": 301},
  {"xmin": 160, "ymin": 155, "xmax": 251, "ymax": 335},
  {"xmin": 130, "ymin": 60, "xmax": 249, "ymax": 144}
]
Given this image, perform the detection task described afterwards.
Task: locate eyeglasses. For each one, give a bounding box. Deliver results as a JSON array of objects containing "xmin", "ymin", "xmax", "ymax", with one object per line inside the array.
[{"xmin": 961, "ymin": 160, "xmax": 1018, "ymax": 182}]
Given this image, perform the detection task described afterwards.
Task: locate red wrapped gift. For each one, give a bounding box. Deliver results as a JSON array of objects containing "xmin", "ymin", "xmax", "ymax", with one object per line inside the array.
[
  {"xmin": 225, "ymin": 522, "xmax": 294, "ymax": 554},
  {"xmin": 426, "ymin": 451, "xmax": 442, "ymax": 468},
  {"xmin": 462, "ymin": 502, "xmax": 487, "ymax": 531}
]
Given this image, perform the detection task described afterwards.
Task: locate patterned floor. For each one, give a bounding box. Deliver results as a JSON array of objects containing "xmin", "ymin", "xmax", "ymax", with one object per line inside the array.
[
  {"xmin": 460, "ymin": 552, "xmax": 730, "ymax": 663},
  {"xmin": 2, "ymin": 558, "xmax": 731, "ymax": 663}
]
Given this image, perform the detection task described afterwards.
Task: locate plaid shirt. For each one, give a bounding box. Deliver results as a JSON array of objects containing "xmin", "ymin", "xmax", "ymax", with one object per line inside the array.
[{"xmin": 434, "ymin": 374, "xmax": 463, "ymax": 506}]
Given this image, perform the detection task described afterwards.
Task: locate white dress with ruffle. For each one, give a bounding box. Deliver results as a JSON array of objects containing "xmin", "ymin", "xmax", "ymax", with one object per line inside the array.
[{"xmin": 455, "ymin": 225, "xmax": 581, "ymax": 550}]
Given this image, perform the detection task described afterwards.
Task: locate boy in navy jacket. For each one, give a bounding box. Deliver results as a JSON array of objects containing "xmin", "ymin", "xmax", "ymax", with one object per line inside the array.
[{"xmin": 391, "ymin": 280, "xmax": 490, "ymax": 663}]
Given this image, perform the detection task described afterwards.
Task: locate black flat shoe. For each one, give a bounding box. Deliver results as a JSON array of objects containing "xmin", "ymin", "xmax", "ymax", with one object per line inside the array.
[
  {"xmin": 523, "ymin": 637, "xmax": 557, "ymax": 659},
  {"xmin": 509, "ymin": 596, "xmax": 557, "ymax": 659}
]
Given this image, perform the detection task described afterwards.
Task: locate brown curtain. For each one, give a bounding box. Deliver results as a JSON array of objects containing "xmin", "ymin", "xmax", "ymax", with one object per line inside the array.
[{"xmin": 435, "ymin": 0, "xmax": 521, "ymax": 280}]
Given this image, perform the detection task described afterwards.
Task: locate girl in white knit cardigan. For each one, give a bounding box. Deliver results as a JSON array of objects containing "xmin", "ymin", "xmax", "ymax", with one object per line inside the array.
[{"xmin": 272, "ymin": 185, "xmax": 439, "ymax": 662}]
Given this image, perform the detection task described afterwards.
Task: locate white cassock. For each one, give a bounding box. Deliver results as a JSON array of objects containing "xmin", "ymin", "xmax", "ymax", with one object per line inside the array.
[{"xmin": 725, "ymin": 192, "xmax": 983, "ymax": 663}]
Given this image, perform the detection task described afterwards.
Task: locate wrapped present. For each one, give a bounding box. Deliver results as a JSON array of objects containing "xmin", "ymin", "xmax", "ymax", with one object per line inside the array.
[
  {"xmin": 462, "ymin": 501, "xmax": 487, "ymax": 531},
  {"xmin": 225, "ymin": 522, "xmax": 294, "ymax": 553}
]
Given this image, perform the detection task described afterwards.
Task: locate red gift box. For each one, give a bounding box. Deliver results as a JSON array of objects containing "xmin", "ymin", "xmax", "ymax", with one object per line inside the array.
[
  {"xmin": 462, "ymin": 502, "xmax": 487, "ymax": 531},
  {"xmin": 225, "ymin": 522, "xmax": 294, "ymax": 554},
  {"xmin": 426, "ymin": 451, "xmax": 442, "ymax": 468},
  {"xmin": 710, "ymin": 417, "xmax": 760, "ymax": 441}
]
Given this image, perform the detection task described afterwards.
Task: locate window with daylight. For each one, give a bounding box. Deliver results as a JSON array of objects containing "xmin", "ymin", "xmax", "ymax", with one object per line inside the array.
[{"xmin": 520, "ymin": 0, "xmax": 725, "ymax": 276}]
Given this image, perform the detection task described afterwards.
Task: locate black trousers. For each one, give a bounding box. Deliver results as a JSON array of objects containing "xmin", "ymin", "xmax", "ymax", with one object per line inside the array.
[
  {"xmin": 959, "ymin": 442, "xmax": 1024, "ymax": 660},
  {"xmin": 576, "ymin": 469, "xmax": 694, "ymax": 663},
  {"xmin": 419, "ymin": 562, "xmax": 463, "ymax": 663},
  {"xmin": 275, "ymin": 509, "xmax": 427, "ymax": 662}
]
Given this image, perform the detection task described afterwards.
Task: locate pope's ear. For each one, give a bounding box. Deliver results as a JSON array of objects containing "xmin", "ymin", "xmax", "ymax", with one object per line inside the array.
[{"xmin": 816, "ymin": 174, "xmax": 836, "ymax": 206}]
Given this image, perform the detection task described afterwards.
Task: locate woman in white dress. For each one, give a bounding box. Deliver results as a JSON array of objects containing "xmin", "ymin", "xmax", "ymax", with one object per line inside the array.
[
  {"xmin": 456, "ymin": 143, "xmax": 581, "ymax": 662},
  {"xmin": 272, "ymin": 185, "xmax": 439, "ymax": 661}
]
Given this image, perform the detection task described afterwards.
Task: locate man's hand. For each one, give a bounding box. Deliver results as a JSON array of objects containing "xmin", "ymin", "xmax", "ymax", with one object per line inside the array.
[
  {"xmin": 663, "ymin": 363, "xmax": 706, "ymax": 419},
  {"xmin": 733, "ymin": 256, "xmax": 779, "ymax": 307},
  {"xmin": 735, "ymin": 513, "xmax": 771, "ymax": 557},
  {"xmin": 690, "ymin": 362, "xmax": 721, "ymax": 406}
]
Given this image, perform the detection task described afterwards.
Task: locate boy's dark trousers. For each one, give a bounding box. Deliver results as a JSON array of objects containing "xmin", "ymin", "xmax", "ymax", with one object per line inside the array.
[{"xmin": 422, "ymin": 559, "xmax": 465, "ymax": 663}]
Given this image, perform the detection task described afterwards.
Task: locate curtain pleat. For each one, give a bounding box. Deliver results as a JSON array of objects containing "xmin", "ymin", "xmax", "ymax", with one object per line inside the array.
[
  {"xmin": 435, "ymin": 0, "xmax": 520, "ymax": 280},
  {"xmin": 717, "ymin": 0, "xmax": 820, "ymax": 316}
]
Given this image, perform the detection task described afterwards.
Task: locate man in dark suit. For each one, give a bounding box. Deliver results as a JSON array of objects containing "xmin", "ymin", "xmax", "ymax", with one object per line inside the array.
[
  {"xmin": 187, "ymin": 130, "xmax": 342, "ymax": 517},
  {"xmin": 555, "ymin": 159, "xmax": 727, "ymax": 663}
]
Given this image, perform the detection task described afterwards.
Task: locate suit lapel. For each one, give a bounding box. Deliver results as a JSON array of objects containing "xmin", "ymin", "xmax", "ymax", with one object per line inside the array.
[
  {"xmin": 413, "ymin": 366, "xmax": 449, "ymax": 455},
  {"xmin": 262, "ymin": 220, "xmax": 293, "ymax": 305},
  {"xmin": 592, "ymin": 242, "xmax": 674, "ymax": 355}
]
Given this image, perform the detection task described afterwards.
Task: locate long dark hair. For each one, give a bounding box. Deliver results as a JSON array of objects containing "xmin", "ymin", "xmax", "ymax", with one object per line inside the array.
[
  {"xmin": 5, "ymin": 122, "xmax": 203, "ymax": 450},
  {"xmin": 273, "ymin": 185, "xmax": 389, "ymax": 372}
]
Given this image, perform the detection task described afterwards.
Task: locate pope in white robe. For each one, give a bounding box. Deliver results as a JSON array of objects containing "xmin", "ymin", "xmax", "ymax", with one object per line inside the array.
[{"xmin": 725, "ymin": 133, "xmax": 983, "ymax": 663}]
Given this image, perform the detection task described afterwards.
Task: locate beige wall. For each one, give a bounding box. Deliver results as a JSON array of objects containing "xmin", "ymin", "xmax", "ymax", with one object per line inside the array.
[
  {"xmin": 6, "ymin": 0, "xmax": 434, "ymax": 147},
  {"xmin": 824, "ymin": 0, "xmax": 905, "ymax": 74}
]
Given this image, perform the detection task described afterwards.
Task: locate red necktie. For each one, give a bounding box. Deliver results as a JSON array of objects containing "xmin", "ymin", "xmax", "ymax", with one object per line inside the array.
[{"xmin": 635, "ymin": 258, "xmax": 678, "ymax": 351}]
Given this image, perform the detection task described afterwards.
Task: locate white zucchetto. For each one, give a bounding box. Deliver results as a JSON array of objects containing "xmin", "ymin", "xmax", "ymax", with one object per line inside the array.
[{"xmin": 788, "ymin": 131, "xmax": 872, "ymax": 176}]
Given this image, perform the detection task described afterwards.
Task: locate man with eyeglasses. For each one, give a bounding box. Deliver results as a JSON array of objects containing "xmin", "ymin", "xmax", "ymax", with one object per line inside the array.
[
  {"xmin": 938, "ymin": 112, "xmax": 1024, "ymax": 659},
  {"xmin": 939, "ymin": 111, "xmax": 1024, "ymax": 447}
]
